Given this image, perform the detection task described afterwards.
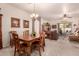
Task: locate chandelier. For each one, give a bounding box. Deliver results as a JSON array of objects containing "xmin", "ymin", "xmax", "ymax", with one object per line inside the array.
[{"xmin": 30, "ymin": 3, "xmax": 39, "ymax": 19}]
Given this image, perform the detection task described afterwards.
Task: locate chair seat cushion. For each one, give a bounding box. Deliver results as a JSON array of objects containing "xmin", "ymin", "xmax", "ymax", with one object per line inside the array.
[{"xmin": 20, "ymin": 43, "xmax": 28, "ymax": 47}]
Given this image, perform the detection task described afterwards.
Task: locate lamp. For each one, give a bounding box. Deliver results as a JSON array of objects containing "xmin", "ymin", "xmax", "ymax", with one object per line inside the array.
[{"xmin": 30, "ymin": 3, "xmax": 39, "ymax": 19}]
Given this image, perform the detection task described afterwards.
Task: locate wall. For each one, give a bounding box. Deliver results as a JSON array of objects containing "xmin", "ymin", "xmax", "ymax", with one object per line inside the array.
[{"xmin": 0, "ymin": 3, "xmax": 31, "ymax": 47}]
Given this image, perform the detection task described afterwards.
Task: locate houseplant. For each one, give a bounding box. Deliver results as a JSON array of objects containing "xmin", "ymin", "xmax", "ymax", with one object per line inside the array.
[{"xmin": 31, "ymin": 32, "xmax": 36, "ymax": 37}]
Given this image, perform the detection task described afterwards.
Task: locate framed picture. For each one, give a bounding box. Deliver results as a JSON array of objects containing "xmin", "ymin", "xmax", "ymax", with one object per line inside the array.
[
  {"xmin": 52, "ymin": 25, "xmax": 57, "ymax": 28},
  {"xmin": 23, "ymin": 20, "xmax": 29, "ymax": 28},
  {"xmin": 11, "ymin": 17, "xmax": 20, "ymax": 27}
]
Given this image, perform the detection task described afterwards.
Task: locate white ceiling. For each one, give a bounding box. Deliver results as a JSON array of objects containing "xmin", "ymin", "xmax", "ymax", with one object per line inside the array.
[{"xmin": 9, "ymin": 3, "xmax": 79, "ymax": 20}]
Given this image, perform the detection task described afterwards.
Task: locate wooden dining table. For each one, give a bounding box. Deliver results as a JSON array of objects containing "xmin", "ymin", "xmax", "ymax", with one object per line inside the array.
[{"xmin": 19, "ymin": 35, "xmax": 40, "ymax": 56}]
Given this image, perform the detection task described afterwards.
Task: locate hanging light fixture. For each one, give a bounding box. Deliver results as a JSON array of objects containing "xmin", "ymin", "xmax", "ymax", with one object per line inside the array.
[{"xmin": 30, "ymin": 3, "xmax": 39, "ymax": 19}]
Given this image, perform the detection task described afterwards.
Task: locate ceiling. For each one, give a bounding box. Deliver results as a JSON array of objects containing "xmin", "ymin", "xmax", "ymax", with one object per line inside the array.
[{"xmin": 9, "ymin": 3, "xmax": 79, "ymax": 20}]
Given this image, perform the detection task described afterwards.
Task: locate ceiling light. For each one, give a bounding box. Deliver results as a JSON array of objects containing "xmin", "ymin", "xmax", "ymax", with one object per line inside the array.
[{"xmin": 30, "ymin": 3, "xmax": 39, "ymax": 19}]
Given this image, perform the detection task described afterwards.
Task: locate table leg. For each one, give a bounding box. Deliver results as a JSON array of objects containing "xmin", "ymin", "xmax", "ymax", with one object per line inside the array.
[{"xmin": 27, "ymin": 43, "xmax": 32, "ymax": 56}]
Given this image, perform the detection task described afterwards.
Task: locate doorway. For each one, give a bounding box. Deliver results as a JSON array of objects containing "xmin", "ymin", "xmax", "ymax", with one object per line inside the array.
[
  {"xmin": 58, "ymin": 21, "xmax": 72, "ymax": 35},
  {"xmin": 0, "ymin": 14, "xmax": 3, "ymax": 49},
  {"xmin": 34, "ymin": 19, "xmax": 40, "ymax": 36}
]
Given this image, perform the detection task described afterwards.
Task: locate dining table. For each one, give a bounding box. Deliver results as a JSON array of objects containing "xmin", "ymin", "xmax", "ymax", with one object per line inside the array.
[{"xmin": 19, "ymin": 35, "xmax": 40, "ymax": 56}]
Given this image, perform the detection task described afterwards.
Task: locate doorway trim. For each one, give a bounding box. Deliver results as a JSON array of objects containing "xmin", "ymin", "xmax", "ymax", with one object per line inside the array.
[{"xmin": 0, "ymin": 14, "xmax": 3, "ymax": 49}]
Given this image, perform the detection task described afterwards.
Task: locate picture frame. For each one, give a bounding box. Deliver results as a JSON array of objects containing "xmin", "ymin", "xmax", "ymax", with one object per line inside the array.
[
  {"xmin": 23, "ymin": 20, "xmax": 29, "ymax": 28},
  {"xmin": 11, "ymin": 17, "xmax": 20, "ymax": 28},
  {"xmin": 52, "ymin": 25, "xmax": 57, "ymax": 29}
]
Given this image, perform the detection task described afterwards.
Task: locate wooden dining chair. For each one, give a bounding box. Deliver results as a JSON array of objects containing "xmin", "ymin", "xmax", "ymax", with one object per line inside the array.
[
  {"xmin": 40, "ymin": 32, "xmax": 45, "ymax": 51},
  {"xmin": 32, "ymin": 38, "xmax": 41, "ymax": 56},
  {"xmin": 32, "ymin": 32, "xmax": 45, "ymax": 56},
  {"xmin": 12, "ymin": 33, "xmax": 27, "ymax": 56},
  {"xmin": 9, "ymin": 31, "xmax": 17, "ymax": 48},
  {"xmin": 41, "ymin": 32, "xmax": 45, "ymax": 46}
]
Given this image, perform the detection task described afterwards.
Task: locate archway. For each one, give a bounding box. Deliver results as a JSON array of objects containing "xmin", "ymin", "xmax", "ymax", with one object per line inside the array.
[{"xmin": 32, "ymin": 16, "xmax": 41, "ymax": 36}]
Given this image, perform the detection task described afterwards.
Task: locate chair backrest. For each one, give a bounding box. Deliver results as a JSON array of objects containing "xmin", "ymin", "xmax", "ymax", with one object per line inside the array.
[
  {"xmin": 9, "ymin": 31, "xmax": 17, "ymax": 40},
  {"xmin": 40, "ymin": 32, "xmax": 45, "ymax": 45},
  {"xmin": 23, "ymin": 30, "xmax": 29, "ymax": 36},
  {"xmin": 12, "ymin": 33, "xmax": 20, "ymax": 49},
  {"xmin": 40, "ymin": 31, "xmax": 45, "ymax": 38}
]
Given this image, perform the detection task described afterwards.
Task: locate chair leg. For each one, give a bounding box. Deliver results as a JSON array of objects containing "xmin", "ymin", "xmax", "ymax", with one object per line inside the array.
[
  {"xmin": 43, "ymin": 46, "xmax": 44, "ymax": 52},
  {"xmin": 44, "ymin": 40, "xmax": 45, "ymax": 46},
  {"xmin": 39, "ymin": 47, "xmax": 41, "ymax": 56},
  {"xmin": 10, "ymin": 41, "xmax": 13, "ymax": 48},
  {"xmin": 14, "ymin": 47, "xmax": 16, "ymax": 56},
  {"xmin": 44, "ymin": 42, "xmax": 45, "ymax": 46}
]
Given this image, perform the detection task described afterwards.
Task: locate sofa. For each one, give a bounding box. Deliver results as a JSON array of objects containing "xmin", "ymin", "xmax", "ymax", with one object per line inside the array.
[
  {"xmin": 69, "ymin": 35, "xmax": 79, "ymax": 42},
  {"xmin": 49, "ymin": 30, "xmax": 58, "ymax": 40}
]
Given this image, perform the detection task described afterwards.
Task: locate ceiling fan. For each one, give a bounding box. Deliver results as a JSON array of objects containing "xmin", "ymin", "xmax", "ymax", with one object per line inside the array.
[
  {"xmin": 62, "ymin": 14, "xmax": 72, "ymax": 18},
  {"xmin": 55, "ymin": 13, "xmax": 72, "ymax": 20}
]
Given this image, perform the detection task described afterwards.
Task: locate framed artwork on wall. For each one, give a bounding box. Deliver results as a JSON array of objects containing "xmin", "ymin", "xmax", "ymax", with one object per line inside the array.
[
  {"xmin": 52, "ymin": 25, "xmax": 57, "ymax": 29},
  {"xmin": 23, "ymin": 20, "xmax": 29, "ymax": 28},
  {"xmin": 11, "ymin": 17, "xmax": 20, "ymax": 27}
]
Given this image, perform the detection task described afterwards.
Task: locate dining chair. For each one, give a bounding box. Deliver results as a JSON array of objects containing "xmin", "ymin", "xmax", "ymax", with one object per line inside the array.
[
  {"xmin": 12, "ymin": 33, "xmax": 28, "ymax": 56},
  {"xmin": 39, "ymin": 31, "xmax": 46, "ymax": 46},
  {"xmin": 40, "ymin": 32, "xmax": 45, "ymax": 52},
  {"xmin": 9, "ymin": 31, "xmax": 17, "ymax": 48},
  {"xmin": 32, "ymin": 32, "xmax": 45, "ymax": 56},
  {"xmin": 32, "ymin": 38, "xmax": 41, "ymax": 56}
]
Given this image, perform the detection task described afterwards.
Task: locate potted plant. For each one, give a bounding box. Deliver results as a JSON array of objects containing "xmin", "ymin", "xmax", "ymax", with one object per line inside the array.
[
  {"xmin": 32, "ymin": 32, "xmax": 36, "ymax": 37},
  {"xmin": 77, "ymin": 30, "xmax": 79, "ymax": 36}
]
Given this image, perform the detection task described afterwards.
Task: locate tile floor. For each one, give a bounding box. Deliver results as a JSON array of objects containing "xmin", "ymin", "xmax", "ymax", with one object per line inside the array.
[{"xmin": 0, "ymin": 36, "xmax": 79, "ymax": 56}]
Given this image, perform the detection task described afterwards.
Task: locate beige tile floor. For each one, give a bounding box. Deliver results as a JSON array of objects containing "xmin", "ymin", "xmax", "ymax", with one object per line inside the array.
[{"xmin": 0, "ymin": 36, "xmax": 79, "ymax": 56}]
